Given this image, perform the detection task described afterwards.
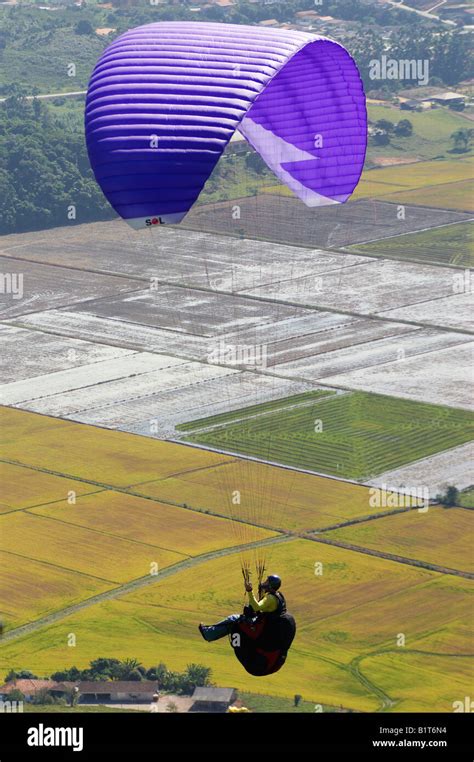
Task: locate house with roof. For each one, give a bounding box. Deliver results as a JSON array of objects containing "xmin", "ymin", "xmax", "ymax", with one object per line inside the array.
[
  {"xmin": 190, "ymin": 686, "xmax": 237, "ymax": 712},
  {"xmin": 0, "ymin": 679, "xmax": 57, "ymax": 702}
]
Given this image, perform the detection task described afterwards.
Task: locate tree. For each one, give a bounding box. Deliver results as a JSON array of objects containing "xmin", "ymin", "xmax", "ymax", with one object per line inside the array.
[
  {"xmin": 75, "ymin": 20, "xmax": 94, "ymax": 36},
  {"xmin": 146, "ymin": 662, "xmax": 169, "ymax": 684},
  {"xmin": 450, "ymin": 129, "xmax": 471, "ymax": 153},
  {"xmin": 375, "ymin": 119, "xmax": 395, "ymax": 135},
  {"xmin": 245, "ymin": 151, "xmax": 266, "ymax": 175},
  {"xmin": 32, "ymin": 688, "xmax": 56, "ymax": 705},
  {"xmin": 6, "ymin": 689, "xmax": 25, "ymax": 702},
  {"xmin": 88, "ymin": 657, "xmax": 122, "ymax": 680},
  {"xmin": 438, "ymin": 485, "xmax": 459, "ymax": 507},
  {"xmin": 6, "ymin": 669, "xmax": 38, "ymax": 681},
  {"xmin": 51, "ymin": 666, "xmax": 82, "ymax": 682},
  {"xmin": 372, "ymin": 132, "xmax": 390, "ymax": 146},
  {"xmin": 395, "ymin": 119, "xmax": 413, "ymax": 137},
  {"xmin": 116, "ymin": 658, "xmax": 145, "ymax": 680},
  {"xmin": 180, "ymin": 664, "xmax": 212, "ymax": 693}
]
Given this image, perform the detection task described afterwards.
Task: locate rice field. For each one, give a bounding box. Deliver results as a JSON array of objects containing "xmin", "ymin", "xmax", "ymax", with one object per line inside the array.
[
  {"xmin": 459, "ymin": 488, "xmax": 474, "ymax": 508},
  {"xmin": 0, "ymin": 406, "xmax": 230, "ymax": 487},
  {"xmin": 261, "ymin": 158, "xmax": 474, "ymax": 204},
  {"xmin": 0, "ymin": 553, "xmax": 115, "ymax": 630},
  {"xmin": 359, "ymin": 652, "xmax": 474, "ymax": 713},
  {"xmin": 1, "ymin": 408, "xmax": 471, "ymax": 712},
  {"xmin": 324, "ymin": 507, "xmax": 474, "ymax": 574},
  {"xmin": 366, "ymin": 106, "xmax": 474, "ymax": 160},
  {"xmin": 1, "ymin": 539, "xmax": 471, "ymax": 712},
  {"xmin": 0, "ymin": 462, "xmax": 100, "ymax": 514},
  {"xmin": 179, "ymin": 392, "xmax": 474, "ymax": 481},
  {"xmin": 380, "ymin": 179, "xmax": 474, "ymax": 214},
  {"xmin": 29, "ymin": 490, "xmax": 276, "ymax": 557},
  {"xmin": 348, "ymin": 221, "xmax": 474, "ymax": 268},
  {"xmin": 0, "ymin": 511, "xmax": 187, "ymax": 584},
  {"xmin": 135, "ymin": 460, "xmax": 378, "ymax": 532}
]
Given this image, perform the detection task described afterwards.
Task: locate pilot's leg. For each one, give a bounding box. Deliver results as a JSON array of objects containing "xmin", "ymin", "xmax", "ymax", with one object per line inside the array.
[{"xmin": 198, "ymin": 614, "xmax": 243, "ymax": 642}]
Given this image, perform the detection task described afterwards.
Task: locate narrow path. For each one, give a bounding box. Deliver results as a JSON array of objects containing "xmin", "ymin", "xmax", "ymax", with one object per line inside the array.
[{"xmin": 349, "ymin": 653, "xmax": 396, "ymax": 711}]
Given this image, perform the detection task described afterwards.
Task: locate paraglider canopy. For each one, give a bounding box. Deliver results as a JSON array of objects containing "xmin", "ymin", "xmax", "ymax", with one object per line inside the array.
[{"xmin": 85, "ymin": 21, "xmax": 367, "ymax": 228}]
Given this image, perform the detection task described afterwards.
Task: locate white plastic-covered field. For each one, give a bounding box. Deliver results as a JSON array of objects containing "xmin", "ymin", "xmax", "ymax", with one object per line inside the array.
[
  {"xmin": 0, "ymin": 256, "xmax": 139, "ymax": 320},
  {"xmin": 75, "ymin": 373, "xmax": 315, "ymax": 436},
  {"xmin": 365, "ymin": 442, "xmax": 474, "ymax": 494},
  {"xmin": 275, "ymin": 328, "xmax": 468, "ymax": 380},
  {"xmin": 0, "ymin": 351, "xmax": 189, "ymax": 407},
  {"xmin": 1, "ymin": 220, "xmax": 472, "ymax": 475},
  {"xmin": 243, "ymin": 258, "xmax": 466, "ymax": 318},
  {"xmin": 379, "ymin": 291, "xmax": 473, "ymax": 332},
  {"xmin": 0, "ymin": 325, "xmax": 135, "ymax": 384},
  {"xmin": 321, "ymin": 341, "xmax": 474, "ymax": 410},
  {"xmin": 0, "ymin": 220, "xmax": 370, "ymax": 293}
]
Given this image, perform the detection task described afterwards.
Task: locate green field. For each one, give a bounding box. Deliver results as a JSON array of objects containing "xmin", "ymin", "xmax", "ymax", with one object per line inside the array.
[
  {"xmin": 366, "ymin": 105, "xmax": 474, "ymax": 162},
  {"xmin": 348, "ymin": 221, "xmax": 474, "ymax": 267},
  {"xmin": 180, "ymin": 391, "xmax": 474, "ymax": 480},
  {"xmin": 176, "ymin": 390, "xmax": 334, "ymax": 432},
  {"xmin": 459, "ymin": 487, "xmax": 474, "ymax": 508}
]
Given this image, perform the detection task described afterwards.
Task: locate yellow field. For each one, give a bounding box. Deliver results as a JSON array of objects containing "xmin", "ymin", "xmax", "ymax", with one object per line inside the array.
[
  {"xmin": 0, "ymin": 461, "xmax": 101, "ymax": 514},
  {"xmin": 1, "ymin": 539, "xmax": 471, "ymax": 711},
  {"xmin": 135, "ymin": 460, "xmax": 378, "ymax": 531},
  {"xmin": 1, "ymin": 407, "xmax": 471, "ymax": 711},
  {"xmin": 0, "ymin": 552, "xmax": 114, "ymax": 629},
  {"xmin": 380, "ymin": 179, "xmax": 474, "ymax": 212},
  {"xmin": 0, "ymin": 598, "xmax": 378, "ymax": 710},
  {"xmin": 0, "ymin": 407, "xmax": 232, "ymax": 486},
  {"xmin": 325, "ymin": 507, "xmax": 474, "ymax": 574},
  {"xmin": 0, "ymin": 406, "xmax": 380, "ymax": 534},
  {"xmin": 30, "ymin": 490, "xmax": 276, "ymax": 556},
  {"xmin": 260, "ymin": 159, "xmax": 473, "ymax": 203},
  {"xmin": 0, "ymin": 511, "xmax": 186, "ymax": 584},
  {"xmin": 359, "ymin": 652, "xmax": 474, "ymax": 712},
  {"xmin": 410, "ymin": 620, "xmax": 474, "ymax": 655},
  {"xmin": 361, "ymin": 159, "xmax": 472, "ymax": 188},
  {"xmin": 301, "ymin": 574, "xmax": 473, "ymax": 661}
]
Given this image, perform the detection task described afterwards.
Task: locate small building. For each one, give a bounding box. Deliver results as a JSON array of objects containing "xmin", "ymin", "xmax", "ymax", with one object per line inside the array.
[
  {"xmin": 294, "ymin": 11, "xmax": 319, "ymax": 19},
  {"xmin": 400, "ymin": 99, "xmax": 421, "ymax": 111},
  {"xmin": 190, "ymin": 687, "xmax": 237, "ymax": 713},
  {"xmin": 429, "ymin": 92, "xmax": 467, "ymax": 108},
  {"xmin": 76, "ymin": 681, "xmax": 161, "ymax": 704},
  {"xmin": 258, "ymin": 19, "xmax": 279, "ymax": 27}
]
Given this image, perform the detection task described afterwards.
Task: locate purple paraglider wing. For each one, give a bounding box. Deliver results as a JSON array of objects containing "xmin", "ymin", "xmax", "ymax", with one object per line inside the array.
[{"xmin": 85, "ymin": 21, "xmax": 367, "ymax": 228}]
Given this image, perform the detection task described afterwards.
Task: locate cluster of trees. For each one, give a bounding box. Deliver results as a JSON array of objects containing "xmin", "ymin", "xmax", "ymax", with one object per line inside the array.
[
  {"xmin": 353, "ymin": 28, "xmax": 472, "ymax": 92},
  {"xmin": 371, "ymin": 117, "xmax": 413, "ymax": 145},
  {"xmin": 450, "ymin": 128, "xmax": 474, "ymax": 153},
  {"xmin": 1, "ymin": 1, "xmax": 472, "ymax": 90},
  {"xmin": 5, "ymin": 658, "xmax": 213, "ymax": 697},
  {"xmin": 0, "ymin": 90, "xmax": 113, "ymax": 234},
  {"xmin": 437, "ymin": 486, "xmax": 460, "ymax": 507}
]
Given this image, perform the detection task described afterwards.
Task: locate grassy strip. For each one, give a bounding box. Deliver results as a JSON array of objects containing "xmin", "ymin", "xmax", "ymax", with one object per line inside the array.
[
  {"xmin": 176, "ymin": 390, "xmax": 334, "ymax": 432},
  {"xmin": 347, "ymin": 221, "xmax": 474, "ymax": 267}
]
